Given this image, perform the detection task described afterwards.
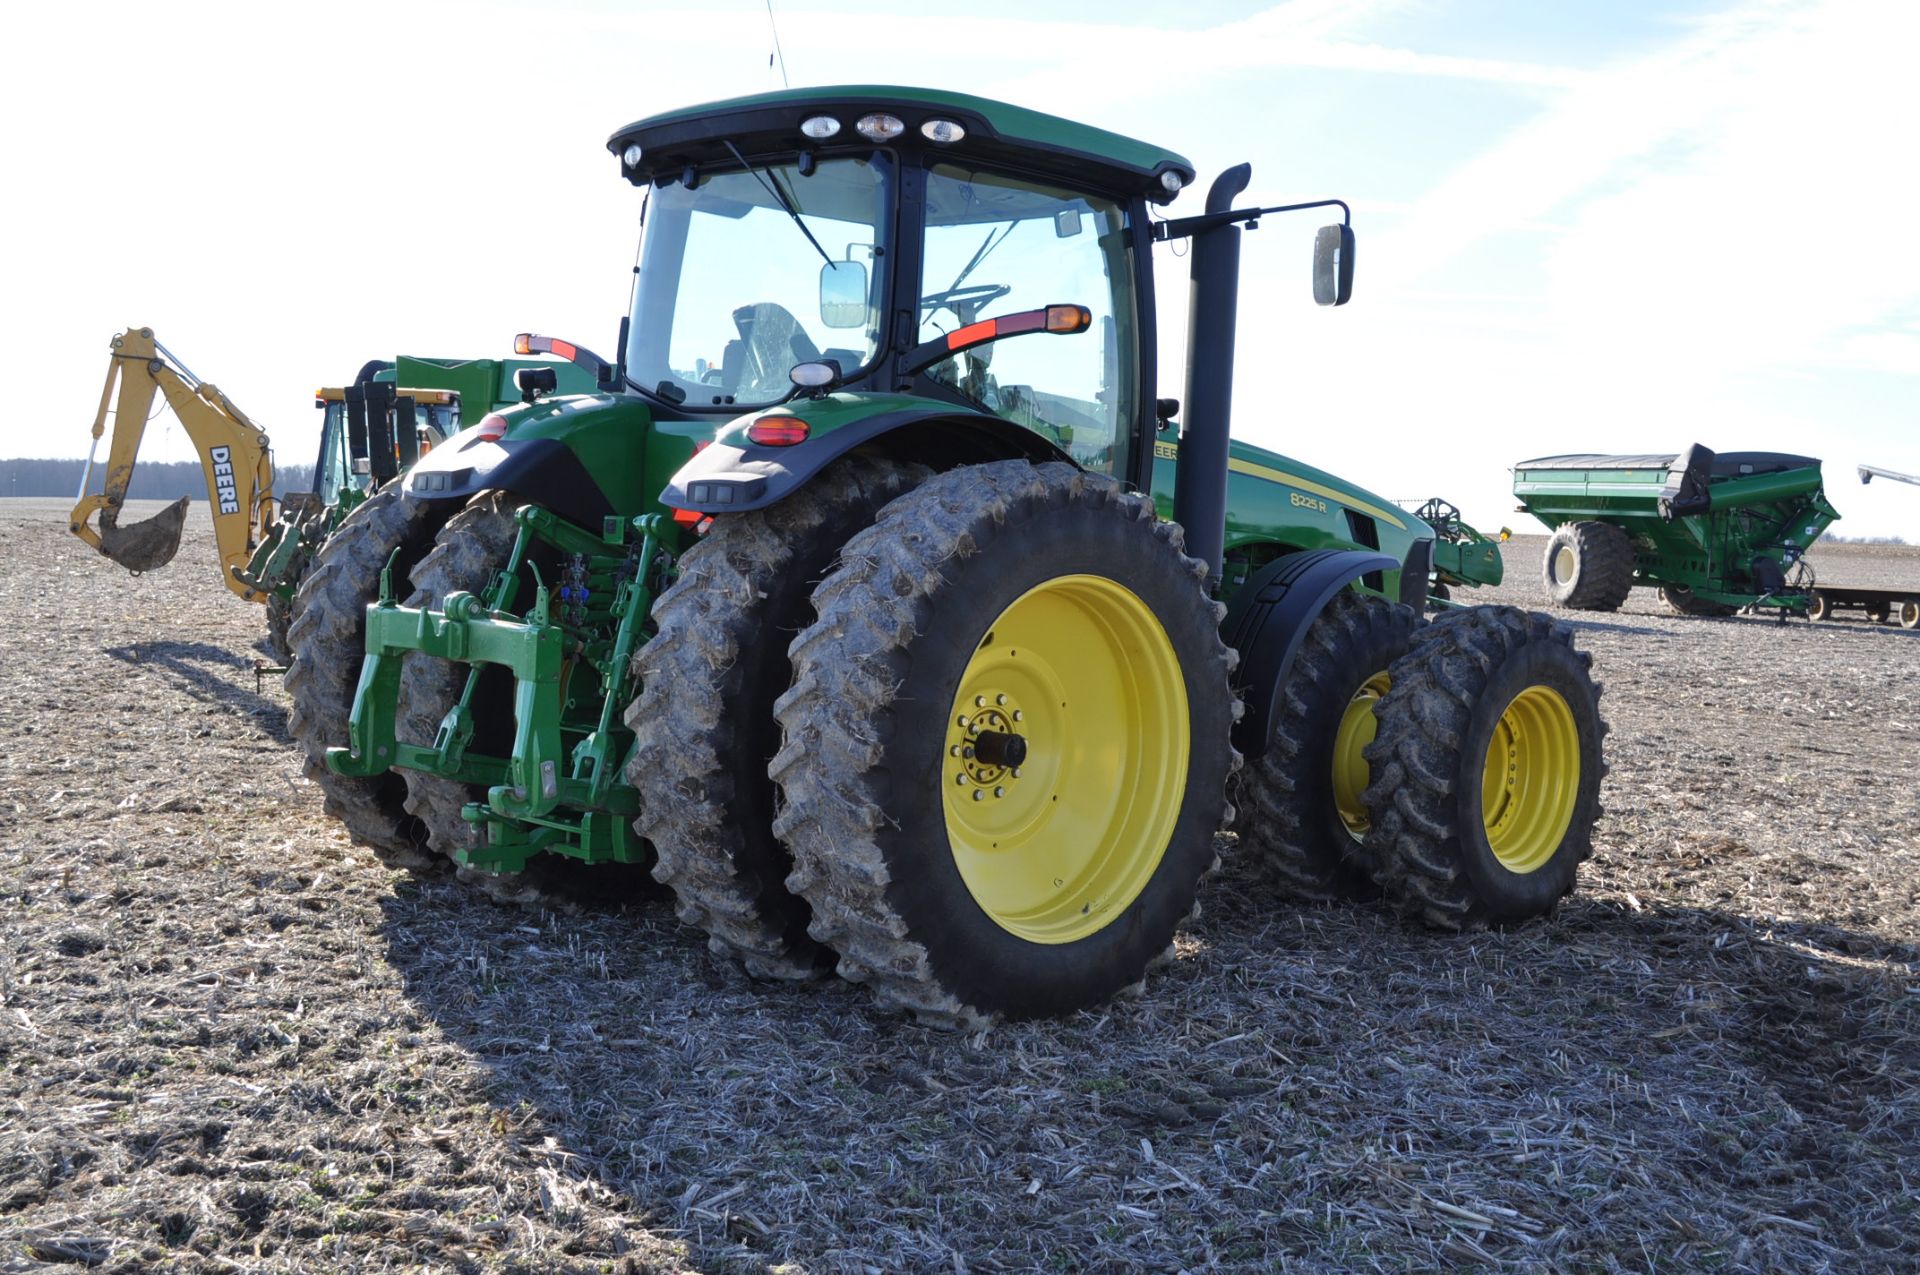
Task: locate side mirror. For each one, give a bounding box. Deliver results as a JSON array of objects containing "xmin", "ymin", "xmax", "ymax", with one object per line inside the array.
[
  {"xmin": 819, "ymin": 260, "xmax": 869, "ymax": 329},
  {"xmin": 1312, "ymin": 224, "xmax": 1355, "ymax": 306}
]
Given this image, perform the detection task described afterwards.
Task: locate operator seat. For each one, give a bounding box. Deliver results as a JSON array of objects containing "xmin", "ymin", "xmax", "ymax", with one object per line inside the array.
[{"xmin": 722, "ymin": 302, "xmax": 821, "ymax": 400}]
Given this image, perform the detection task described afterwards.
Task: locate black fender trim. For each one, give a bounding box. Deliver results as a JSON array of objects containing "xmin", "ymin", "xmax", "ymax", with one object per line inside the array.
[
  {"xmin": 1399, "ymin": 536, "xmax": 1435, "ymax": 608},
  {"xmin": 662, "ymin": 407, "xmax": 1071, "ymax": 513},
  {"xmin": 1224, "ymin": 548, "xmax": 1401, "ymax": 759},
  {"xmin": 404, "ymin": 436, "xmax": 614, "ymax": 525}
]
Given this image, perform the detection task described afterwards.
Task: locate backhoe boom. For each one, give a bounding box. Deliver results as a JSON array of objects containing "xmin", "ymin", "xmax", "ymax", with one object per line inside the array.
[{"xmin": 70, "ymin": 327, "xmax": 276, "ymax": 597}]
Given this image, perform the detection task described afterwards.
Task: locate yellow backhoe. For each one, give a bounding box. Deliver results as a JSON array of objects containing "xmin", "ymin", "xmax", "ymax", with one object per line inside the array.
[
  {"xmin": 70, "ymin": 327, "xmax": 466, "ymax": 658},
  {"xmin": 71, "ymin": 326, "xmax": 277, "ymax": 592}
]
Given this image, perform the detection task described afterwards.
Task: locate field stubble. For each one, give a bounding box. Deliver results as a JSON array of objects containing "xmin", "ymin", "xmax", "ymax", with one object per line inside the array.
[{"xmin": 2, "ymin": 504, "xmax": 1916, "ymax": 1272}]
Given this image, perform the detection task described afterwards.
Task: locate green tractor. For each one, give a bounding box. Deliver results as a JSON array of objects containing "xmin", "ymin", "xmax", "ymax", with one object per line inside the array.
[
  {"xmin": 1405, "ymin": 497, "xmax": 1507, "ymax": 604},
  {"xmin": 1513, "ymin": 446, "xmax": 1839, "ymax": 616},
  {"xmin": 289, "ymin": 87, "xmax": 1607, "ymax": 1025},
  {"xmin": 255, "ymin": 355, "xmax": 601, "ymax": 660}
]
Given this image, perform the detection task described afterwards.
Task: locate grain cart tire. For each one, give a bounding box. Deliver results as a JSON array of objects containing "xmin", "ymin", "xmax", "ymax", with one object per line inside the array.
[
  {"xmin": 625, "ymin": 455, "xmax": 927, "ymax": 982},
  {"xmin": 1808, "ymin": 590, "xmax": 1832, "ymax": 622},
  {"xmin": 1900, "ymin": 600, "xmax": 1920, "ymax": 630},
  {"xmin": 771, "ymin": 461, "xmax": 1238, "ymax": 1026},
  {"xmin": 1231, "ymin": 590, "xmax": 1419, "ymax": 902},
  {"xmin": 1659, "ymin": 585, "xmax": 1736, "ymax": 618},
  {"xmin": 1542, "ymin": 521, "xmax": 1633, "ymax": 611},
  {"xmin": 394, "ymin": 493, "xmax": 525, "ymax": 867},
  {"xmin": 286, "ymin": 486, "xmax": 446, "ymax": 869},
  {"xmin": 1362, "ymin": 606, "xmax": 1605, "ymax": 929}
]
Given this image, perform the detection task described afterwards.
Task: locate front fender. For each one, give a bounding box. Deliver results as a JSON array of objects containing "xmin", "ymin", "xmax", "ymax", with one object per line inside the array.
[
  {"xmin": 1224, "ymin": 548, "xmax": 1401, "ymax": 759},
  {"xmin": 663, "ymin": 399, "xmax": 1069, "ymax": 514}
]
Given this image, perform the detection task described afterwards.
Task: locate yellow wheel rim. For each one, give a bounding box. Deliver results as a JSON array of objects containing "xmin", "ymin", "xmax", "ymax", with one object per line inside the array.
[
  {"xmin": 1480, "ymin": 685, "xmax": 1581, "ymax": 873},
  {"xmin": 942, "ymin": 575, "xmax": 1189, "ymax": 944},
  {"xmin": 1332, "ymin": 672, "xmax": 1391, "ymax": 840},
  {"xmin": 1553, "ymin": 545, "xmax": 1577, "ymax": 584}
]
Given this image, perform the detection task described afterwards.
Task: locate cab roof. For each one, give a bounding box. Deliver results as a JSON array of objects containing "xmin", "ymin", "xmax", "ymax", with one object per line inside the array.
[{"xmin": 607, "ymin": 85, "xmax": 1196, "ymax": 205}]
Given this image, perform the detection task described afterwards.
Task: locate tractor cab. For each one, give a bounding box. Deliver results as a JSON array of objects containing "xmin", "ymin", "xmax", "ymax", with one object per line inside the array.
[{"xmin": 609, "ymin": 87, "xmax": 1196, "ymax": 490}]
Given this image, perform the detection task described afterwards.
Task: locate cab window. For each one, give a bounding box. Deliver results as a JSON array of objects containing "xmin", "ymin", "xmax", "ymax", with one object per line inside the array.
[{"xmin": 919, "ymin": 165, "xmax": 1137, "ymax": 476}]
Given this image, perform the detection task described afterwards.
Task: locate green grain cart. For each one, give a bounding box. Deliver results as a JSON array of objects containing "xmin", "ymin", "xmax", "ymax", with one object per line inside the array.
[
  {"xmin": 1513, "ymin": 445, "xmax": 1839, "ymax": 616},
  {"xmin": 289, "ymin": 87, "xmax": 1607, "ymax": 1026}
]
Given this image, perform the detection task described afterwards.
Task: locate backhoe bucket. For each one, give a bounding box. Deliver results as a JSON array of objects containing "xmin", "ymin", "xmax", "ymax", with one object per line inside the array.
[{"xmin": 97, "ymin": 497, "xmax": 190, "ymax": 572}]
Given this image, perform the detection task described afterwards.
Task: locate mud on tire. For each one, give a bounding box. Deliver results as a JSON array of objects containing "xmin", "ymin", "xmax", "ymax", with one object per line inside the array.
[
  {"xmin": 625, "ymin": 455, "xmax": 927, "ymax": 982},
  {"xmin": 771, "ymin": 460, "xmax": 1239, "ymax": 1027},
  {"xmin": 285, "ymin": 485, "xmax": 446, "ymax": 869},
  {"xmin": 1361, "ymin": 605, "xmax": 1606, "ymax": 929},
  {"xmin": 1231, "ymin": 590, "xmax": 1419, "ymax": 903}
]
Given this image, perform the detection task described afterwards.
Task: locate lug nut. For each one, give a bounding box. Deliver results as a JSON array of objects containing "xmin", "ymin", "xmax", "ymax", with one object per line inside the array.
[
  {"xmin": 972, "ymin": 789, "xmax": 985, "ymax": 802},
  {"xmin": 994, "ymin": 786, "xmax": 1005, "ymax": 797},
  {"xmin": 996, "ymin": 694, "xmax": 1007, "ymax": 705},
  {"xmin": 975, "ymin": 695, "xmax": 986, "ymax": 707}
]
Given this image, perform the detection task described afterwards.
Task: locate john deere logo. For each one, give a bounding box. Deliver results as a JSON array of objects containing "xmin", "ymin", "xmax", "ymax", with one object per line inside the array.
[{"xmin": 209, "ymin": 446, "xmax": 240, "ymax": 515}]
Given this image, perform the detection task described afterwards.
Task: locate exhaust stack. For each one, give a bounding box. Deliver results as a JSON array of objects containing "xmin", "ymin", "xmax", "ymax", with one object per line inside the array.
[{"xmin": 1172, "ymin": 163, "xmax": 1251, "ymax": 593}]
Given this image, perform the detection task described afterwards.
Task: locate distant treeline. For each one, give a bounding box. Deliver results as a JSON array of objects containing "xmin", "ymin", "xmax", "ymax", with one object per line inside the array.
[
  {"xmin": 1818, "ymin": 532, "xmax": 1911, "ymax": 546},
  {"xmin": 0, "ymin": 458, "xmax": 314, "ymax": 501}
]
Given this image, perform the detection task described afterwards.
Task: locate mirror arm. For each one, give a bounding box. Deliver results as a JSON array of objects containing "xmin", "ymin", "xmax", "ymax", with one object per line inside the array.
[{"xmin": 1153, "ymin": 198, "xmax": 1351, "ymax": 243}]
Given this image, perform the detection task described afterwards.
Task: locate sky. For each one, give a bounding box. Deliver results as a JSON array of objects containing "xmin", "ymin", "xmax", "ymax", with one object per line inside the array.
[{"xmin": 6, "ymin": 0, "xmax": 1917, "ymax": 538}]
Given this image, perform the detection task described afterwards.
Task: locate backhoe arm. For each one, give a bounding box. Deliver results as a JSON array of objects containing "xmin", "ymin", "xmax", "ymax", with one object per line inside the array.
[{"xmin": 70, "ymin": 327, "xmax": 278, "ymax": 600}]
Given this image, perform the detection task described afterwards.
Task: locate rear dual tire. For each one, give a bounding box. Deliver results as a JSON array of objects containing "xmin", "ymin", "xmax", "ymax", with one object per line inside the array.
[
  {"xmin": 624, "ymin": 456, "xmax": 927, "ymax": 981},
  {"xmin": 771, "ymin": 461, "xmax": 1239, "ymax": 1026},
  {"xmin": 285, "ymin": 486, "xmax": 446, "ymax": 870}
]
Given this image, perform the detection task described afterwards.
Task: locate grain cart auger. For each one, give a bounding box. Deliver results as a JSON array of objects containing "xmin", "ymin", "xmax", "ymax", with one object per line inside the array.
[
  {"xmin": 1513, "ymin": 445, "xmax": 1839, "ymax": 617},
  {"xmin": 311, "ymin": 87, "xmax": 1606, "ymax": 1025}
]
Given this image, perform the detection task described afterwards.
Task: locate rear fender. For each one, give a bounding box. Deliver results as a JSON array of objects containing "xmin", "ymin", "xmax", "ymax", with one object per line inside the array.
[
  {"xmin": 403, "ymin": 395, "xmax": 660, "ymax": 526},
  {"xmin": 663, "ymin": 405, "xmax": 1069, "ymax": 513},
  {"xmin": 407, "ymin": 435, "xmax": 615, "ymax": 525},
  {"xmin": 1224, "ymin": 548, "xmax": 1400, "ymax": 759}
]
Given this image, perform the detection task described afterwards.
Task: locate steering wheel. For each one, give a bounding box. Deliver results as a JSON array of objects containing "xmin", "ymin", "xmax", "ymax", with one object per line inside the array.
[{"xmin": 919, "ymin": 283, "xmax": 1012, "ymax": 316}]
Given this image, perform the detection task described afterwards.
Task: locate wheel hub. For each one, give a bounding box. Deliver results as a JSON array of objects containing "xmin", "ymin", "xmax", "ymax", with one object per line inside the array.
[
  {"xmin": 951, "ymin": 699, "xmax": 1029, "ymax": 793},
  {"xmin": 941, "ymin": 575, "xmax": 1189, "ymax": 944},
  {"xmin": 1480, "ymin": 685, "xmax": 1580, "ymax": 873}
]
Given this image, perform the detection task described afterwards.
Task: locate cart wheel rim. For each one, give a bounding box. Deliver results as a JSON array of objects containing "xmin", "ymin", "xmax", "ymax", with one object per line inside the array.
[
  {"xmin": 1480, "ymin": 685, "xmax": 1581, "ymax": 874},
  {"xmin": 1552, "ymin": 545, "xmax": 1576, "ymax": 584},
  {"xmin": 1333, "ymin": 671, "xmax": 1391, "ymax": 840},
  {"xmin": 1901, "ymin": 600, "xmax": 1919, "ymax": 629},
  {"xmin": 942, "ymin": 574, "xmax": 1189, "ymax": 944}
]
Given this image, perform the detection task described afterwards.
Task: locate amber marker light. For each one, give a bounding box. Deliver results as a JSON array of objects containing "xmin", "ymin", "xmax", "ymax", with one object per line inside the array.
[{"xmin": 746, "ymin": 417, "xmax": 811, "ymax": 446}]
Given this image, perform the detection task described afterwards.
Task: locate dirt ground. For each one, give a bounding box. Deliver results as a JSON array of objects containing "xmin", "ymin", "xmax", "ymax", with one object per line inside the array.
[{"xmin": 4, "ymin": 503, "xmax": 1916, "ymax": 1273}]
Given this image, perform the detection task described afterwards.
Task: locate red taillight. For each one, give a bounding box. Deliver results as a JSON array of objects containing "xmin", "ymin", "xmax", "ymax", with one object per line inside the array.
[
  {"xmin": 746, "ymin": 416, "xmax": 810, "ymax": 447},
  {"xmin": 472, "ymin": 413, "xmax": 509, "ymax": 443},
  {"xmin": 671, "ymin": 507, "xmax": 704, "ymax": 526}
]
